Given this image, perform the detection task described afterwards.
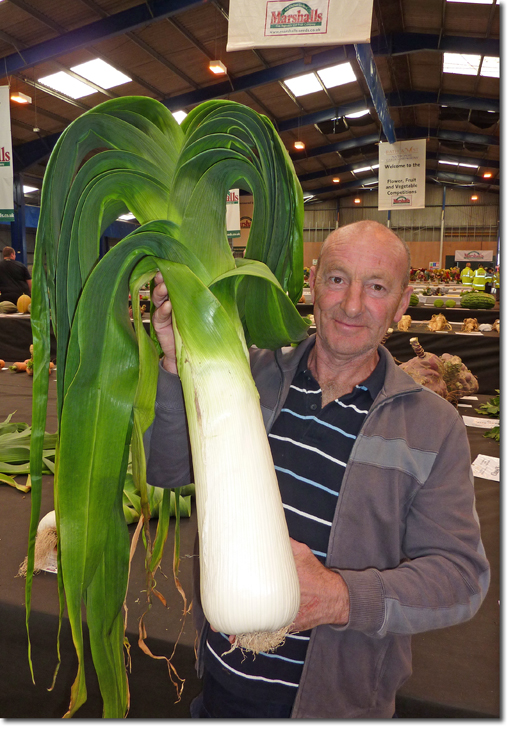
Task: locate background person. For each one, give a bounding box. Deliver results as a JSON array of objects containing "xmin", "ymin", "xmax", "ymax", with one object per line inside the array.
[
  {"xmin": 460, "ymin": 262, "xmax": 474, "ymax": 285},
  {"xmin": 472, "ymin": 264, "xmax": 487, "ymax": 291},
  {"xmin": 0, "ymin": 246, "xmax": 31, "ymax": 303},
  {"xmin": 146, "ymin": 220, "xmax": 489, "ymax": 719}
]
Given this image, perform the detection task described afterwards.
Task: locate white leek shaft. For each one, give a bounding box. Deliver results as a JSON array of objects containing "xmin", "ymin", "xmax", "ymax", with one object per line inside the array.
[{"xmin": 180, "ymin": 356, "xmax": 300, "ymax": 635}]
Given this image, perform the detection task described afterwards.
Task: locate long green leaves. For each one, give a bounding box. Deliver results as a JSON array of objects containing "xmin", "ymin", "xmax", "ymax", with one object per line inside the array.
[{"xmin": 28, "ymin": 97, "xmax": 309, "ymax": 717}]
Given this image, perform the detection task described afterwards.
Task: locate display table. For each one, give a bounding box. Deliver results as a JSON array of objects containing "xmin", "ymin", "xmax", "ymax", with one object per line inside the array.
[
  {"xmin": 0, "ymin": 369, "xmax": 499, "ymax": 718},
  {"xmin": 406, "ymin": 305, "xmax": 499, "ymax": 324}
]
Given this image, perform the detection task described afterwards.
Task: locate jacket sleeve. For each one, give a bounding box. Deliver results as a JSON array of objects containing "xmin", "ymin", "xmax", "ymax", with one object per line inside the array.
[
  {"xmin": 337, "ymin": 408, "xmax": 490, "ymax": 638},
  {"xmin": 144, "ymin": 361, "xmax": 193, "ymax": 489}
]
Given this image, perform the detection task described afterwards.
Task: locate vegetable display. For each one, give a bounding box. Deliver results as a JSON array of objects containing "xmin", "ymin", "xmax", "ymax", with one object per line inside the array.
[
  {"xmin": 0, "ymin": 301, "xmax": 18, "ymax": 313},
  {"xmin": 26, "ymin": 97, "xmax": 309, "ymax": 718},
  {"xmin": 399, "ymin": 337, "xmax": 478, "ymax": 404}
]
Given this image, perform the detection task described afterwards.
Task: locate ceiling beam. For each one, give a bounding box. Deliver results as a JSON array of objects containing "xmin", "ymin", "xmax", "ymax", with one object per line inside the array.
[
  {"xmin": 279, "ymin": 92, "xmax": 499, "ymax": 132},
  {"xmin": 354, "ymin": 44, "xmax": 395, "ymax": 143}
]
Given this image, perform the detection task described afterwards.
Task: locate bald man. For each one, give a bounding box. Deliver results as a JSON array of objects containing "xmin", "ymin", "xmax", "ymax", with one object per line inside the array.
[{"xmin": 147, "ymin": 220, "xmax": 489, "ymax": 719}]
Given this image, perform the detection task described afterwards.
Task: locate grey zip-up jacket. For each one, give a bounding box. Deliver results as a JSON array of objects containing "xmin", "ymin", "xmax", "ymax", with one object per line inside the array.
[{"xmin": 146, "ymin": 336, "xmax": 490, "ymax": 719}]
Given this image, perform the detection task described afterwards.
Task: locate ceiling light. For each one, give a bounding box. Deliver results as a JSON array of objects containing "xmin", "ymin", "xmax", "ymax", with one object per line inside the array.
[
  {"xmin": 483, "ymin": 172, "xmax": 493, "ymax": 178},
  {"xmin": 481, "ymin": 56, "xmax": 499, "ymax": 78},
  {"xmin": 460, "ymin": 162, "xmax": 478, "ymax": 168},
  {"xmin": 23, "ymin": 185, "xmax": 38, "ymax": 194},
  {"xmin": 353, "ymin": 166, "xmax": 372, "ymax": 174},
  {"xmin": 447, "ymin": 0, "xmax": 494, "ymax": 4},
  {"xmin": 439, "ymin": 159, "xmax": 458, "ymax": 165},
  {"xmin": 209, "ymin": 60, "xmax": 227, "ymax": 75},
  {"xmin": 317, "ymin": 62, "xmax": 357, "ymax": 89},
  {"xmin": 471, "ymin": 195, "xmax": 479, "ymax": 201},
  {"xmin": 38, "ymin": 71, "xmax": 97, "ymax": 99},
  {"xmin": 354, "ymin": 198, "xmax": 361, "ymax": 204},
  {"xmin": 71, "ymin": 59, "xmax": 131, "ymax": 89},
  {"xmin": 332, "ymin": 177, "xmax": 340, "ymax": 183},
  {"xmin": 283, "ymin": 72, "xmax": 323, "ymax": 97},
  {"xmin": 294, "ymin": 140, "xmax": 306, "ymax": 151},
  {"xmin": 172, "ymin": 110, "xmax": 187, "ymax": 124},
  {"xmin": 443, "ymin": 52, "xmax": 481, "ymax": 76},
  {"xmin": 10, "ymin": 91, "xmax": 31, "ymax": 104},
  {"xmin": 346, "ymin": 109, "xmax": 370, "ymax": 119}
]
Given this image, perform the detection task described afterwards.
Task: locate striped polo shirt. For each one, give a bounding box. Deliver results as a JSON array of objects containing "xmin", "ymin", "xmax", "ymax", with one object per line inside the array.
[{"xmin": 204, "ymin": 341, "xmax": 386, "ymax": 705}]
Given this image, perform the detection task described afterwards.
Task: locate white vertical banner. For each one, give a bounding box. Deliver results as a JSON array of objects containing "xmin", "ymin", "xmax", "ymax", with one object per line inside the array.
[
  {"xmin": 0, "ymin": 87, "xmax": 14, "ymax": 222},
  {"xmin": 227, "ymin": 0, "xmax": 373, "ymax": 51},
  {"xmin": 226, "ymin": 189, "xmax": 240, "ymax": 238},
  {"xmin": 378, "ymin": 139, "xmax": 426, "ymax": 211}
]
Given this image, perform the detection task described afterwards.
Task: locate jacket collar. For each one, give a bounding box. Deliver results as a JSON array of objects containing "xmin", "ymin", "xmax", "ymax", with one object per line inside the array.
[{"xmin": 276, "ymin": 335, "xmax": 422, "ymax": 401}]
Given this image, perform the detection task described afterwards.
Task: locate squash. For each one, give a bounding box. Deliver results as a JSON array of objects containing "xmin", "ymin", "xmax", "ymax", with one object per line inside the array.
[
  {"xmin": 460, "ymin": 292, "xmax": 496, "ymax": 309},
  {"xmin": 0, "ymin": 301, "xmax": 18, "ymax": 314},
  {"xmin": 17, "ymin": 294, "xmax": 31, "ymax": 313}
]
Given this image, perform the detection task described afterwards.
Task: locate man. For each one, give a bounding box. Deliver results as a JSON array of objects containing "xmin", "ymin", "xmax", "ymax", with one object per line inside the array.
[
  {"xmin": 472, "ymin": 264, "xmax": 487, "ymax": 291},
  {"xmin": 460, "ymin": 262, "xmax": 474, "ymax": 286},
  {"xmin": 0, "ymin": 246, "xmax": 31, "ymax": 303},
  {"xmin": 147, "ymin": 220, "xmax": 489, "ymax": 719},
  {"xmin": 492, "ymin": 266, "xmax": 500, "ymax": 301},
  {"xmin": 484, "ymin": 267, "xmax": 494, "ymax": 294}
]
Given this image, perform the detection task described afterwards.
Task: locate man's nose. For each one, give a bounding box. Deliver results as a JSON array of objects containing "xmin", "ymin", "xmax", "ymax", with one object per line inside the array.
[{"xmin": 342, "ymin": 282, "xmax": 364, "ymax": 317}]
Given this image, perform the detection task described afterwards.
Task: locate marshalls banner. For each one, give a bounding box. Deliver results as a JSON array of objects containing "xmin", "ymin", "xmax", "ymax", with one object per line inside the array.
[
  {"xmin": 378, "ymin": 139, "xmax": 426, "ymax": 211},
  {"xmin": 0, "ymin": 87, "xmax": 14, "ymax": 222},
  {"xmin": 226, "ymin": 189, "xmax": 240, "ymax": 238},
  {"xmin": 226, "ymin": 0, "xmax": 373, "ymax": 51}
]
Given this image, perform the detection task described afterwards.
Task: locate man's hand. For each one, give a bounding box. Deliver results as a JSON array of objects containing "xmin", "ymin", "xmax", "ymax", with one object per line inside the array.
[
  {"xmin": 152, "ymin": 272, "xmax": 178, "ymax": 374},
  {"xmin": 289, "ymin": 538, "xmax": 349, "ymax": 633}
]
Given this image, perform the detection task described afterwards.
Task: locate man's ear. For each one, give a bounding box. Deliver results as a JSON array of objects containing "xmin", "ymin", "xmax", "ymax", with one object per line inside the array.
[{"xmin": 393, "ymin": 285, "xmax": 413, "ymax": 323}]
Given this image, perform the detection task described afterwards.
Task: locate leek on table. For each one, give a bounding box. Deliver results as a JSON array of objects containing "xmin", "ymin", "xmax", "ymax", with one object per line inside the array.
[{"xmin": 27, "ymin": 97, "xmax": 309, "ymax": 718}]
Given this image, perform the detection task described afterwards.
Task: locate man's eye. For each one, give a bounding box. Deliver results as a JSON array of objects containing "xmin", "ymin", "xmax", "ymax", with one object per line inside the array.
[
  {"xmin": 372, "ymin": 284, "xmax": 384, "ymax": 291},
  {"xmin": 330, "ymin": 276, "xmax": 343, "ymax": 284}
]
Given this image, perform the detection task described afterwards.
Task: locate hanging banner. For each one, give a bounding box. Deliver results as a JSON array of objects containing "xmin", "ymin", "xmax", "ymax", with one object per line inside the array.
[
  {"xmin": 0, "ymin": 87, "xmax": 14, "ymax": 222},
  {"xmin": 455, "ymin": 250, "xmax": 494, "ymax": 262},
  {"xmin": 226, "ymin": 0, "xmax": 373, "ymax": 51},
  {"xmin": 226, "ymin": 189, "xmax": 240, "ymax": 238},
  {"xmin": 378, "ymin": 139, "xmax": 426, "ymax": 211}
]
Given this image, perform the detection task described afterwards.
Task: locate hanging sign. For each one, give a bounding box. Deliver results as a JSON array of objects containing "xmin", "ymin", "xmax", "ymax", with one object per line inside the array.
[
  {"xmin": 378, "ymin": 139, "xmax": 426, "ymax": 211},
  {"xmin": 455, "ymin": 250, "xmax": 494, "ymax": 262},
  {"xmin": 226, "ymin": 189, "xmax": 240, "ymax": 238},
  {"xmin": 226, "ymin": 0, "xmax": 373, "ymax": 51},
  {"xmin": 0, "ymin": 87, "xmax": 14, "ymax": 222}
]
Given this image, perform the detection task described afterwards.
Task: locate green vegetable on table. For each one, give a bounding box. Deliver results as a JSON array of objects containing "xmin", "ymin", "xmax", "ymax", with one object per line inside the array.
[{"xmin": 475, "ymin": 391, "xmax": 500, "ymax": 442}]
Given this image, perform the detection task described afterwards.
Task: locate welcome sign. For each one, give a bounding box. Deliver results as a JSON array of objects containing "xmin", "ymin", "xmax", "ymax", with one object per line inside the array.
[
  {"xmin": 227, "ymin": 0, "xmax": 373, "ymax": 51},
  {"xmin": 0, "ymin": 87, "xmax": 14, "ymax": 222},
  {"xmin": 378, "ymin": 139, "xmax": 426, "ymax": 211}
]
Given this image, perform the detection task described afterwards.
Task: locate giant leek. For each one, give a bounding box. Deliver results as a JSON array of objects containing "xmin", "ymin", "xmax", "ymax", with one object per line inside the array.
[{"xmin": 27, "ymin": 97, "xmax": 309, "ymax": 718}]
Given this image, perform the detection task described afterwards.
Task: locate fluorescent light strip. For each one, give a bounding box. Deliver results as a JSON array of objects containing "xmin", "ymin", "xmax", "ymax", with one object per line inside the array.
[{"xmin": 353, "ymin": 166, "xmax": 372, "ymax": 173}]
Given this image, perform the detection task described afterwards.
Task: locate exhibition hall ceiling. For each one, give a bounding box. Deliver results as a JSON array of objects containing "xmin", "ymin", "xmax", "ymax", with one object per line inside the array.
[{"xmin": 0, "ymin": 0, "xmax": 500, "ymax": 203}]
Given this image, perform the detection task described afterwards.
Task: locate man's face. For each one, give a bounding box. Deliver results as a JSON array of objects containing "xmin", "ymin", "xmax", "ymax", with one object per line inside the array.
[{"xmin": 309, "ymin": 228, "xmax": 411, "ymax": 362}]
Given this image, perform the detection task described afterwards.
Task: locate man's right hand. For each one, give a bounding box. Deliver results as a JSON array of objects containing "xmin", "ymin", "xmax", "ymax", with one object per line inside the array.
[{"xmin": 152, "ymin": 272, "xmax": 178, "ymax": 374}]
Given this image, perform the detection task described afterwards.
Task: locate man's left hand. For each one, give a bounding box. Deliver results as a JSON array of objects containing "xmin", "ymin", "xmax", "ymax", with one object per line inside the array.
[{"xmin": 289, "ymin": 538, "xmax": 350, "ymax": 632}]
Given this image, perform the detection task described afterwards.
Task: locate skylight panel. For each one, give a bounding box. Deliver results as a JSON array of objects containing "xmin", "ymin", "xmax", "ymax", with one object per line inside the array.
[
  {"xmin": 283, "ymin": 72, "xmax": 323, "ymax": 97},
  {"xmin": 23, "ymin": 185, "xmax": 38, "ymax": 194},
  {"xmin": 481, "ymin": 56, "xmax": 500, "ymax": 78},
  {"xmin": 443, "ymin": 52, "xmax": 481, "ymax": 76},
  {"xmin": 172, "ymin": 110, "xmax": 187, "ymax": 124},
  {"xmin": 346, "ymin": 109, "xmax": 370, "ymax": 118},
  {"xmin": 71, "ymin": 59, "xmax": 131, "ymax": 89},
  {"xmin": 38, "ymin": 71, "xmax": 97, "ymax": 99},
  {"xmin": 118, "ymin": 213, "xmax": 136, "ymax": 221},
  {"xmin": 317, "ymin": 62, "xmax": 357, "ymax": 89}
]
